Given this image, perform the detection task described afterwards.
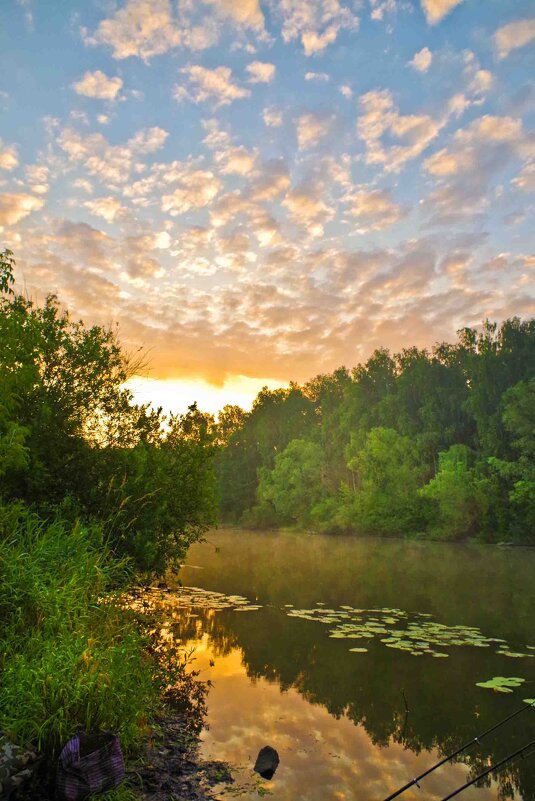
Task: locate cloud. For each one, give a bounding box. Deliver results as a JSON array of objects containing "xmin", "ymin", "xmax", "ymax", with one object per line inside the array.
[
  {"xmin": 357, "ymin": 89, "xmax": 443, "ymax": 172},
  {"xmin": 422, "ymin": 114, "xmax": 533, "ymax": 221},
  {"xmin": 512, "ymin": 162, "xmax": 535, "ymax": 193},
  {"xmin": 122, "ymin": 157, "xmax": 223, "ymax": 214},
  {"xmin": 420, "ymin": 0, "xmax": 463, "ymax": 25},
  {"xmin": 468, "ymin": 68, "xmax": 493, "ymax": 97},
  {"xmin": 271, "ymin": 0, "xmax": 358, "ymax": 55},
  {"xmin": 283, "ymin": 184, "xmax": 334, "ymax": 237},
  {"xmin": 57, "ymin": 125, "xmax": 168, "ymax": 186},
  {"xmin": 84, "ymin": 196, "xmax": 126, "ymax": 222},
  {"xmin": 345, "ymin": 187, "xmax": 407, "ymax": 232},
  {"xmin": 248, "ymin": 160, "xmax": 291, "ymax": 201},
  {"xmin": 201, "ymin": 117, "xmax": 258, "ymax": 176},
  {"xmin": 423, "ymin": 147, "xmax": 472, "ymax": 177},
  {"xmin": 128, "ymin": 127, "xmax": 169, "ymax": 153},
  {"xmin": 305, "ymin": 71, "xmax": 330, "ymax": 82},
  {"xmin": 0, "ymin": 141, "xmax": 18, "ymax": 171},
  {"xmin": 495, "ymin": 18, "xmax": 535, "ymax": 60},
  {"xmin": 215, "ymin": 146, "xmax": 257, "ymax": 175},
  {"xmin": 72, "ymin": 70, "xmax": 123, "ymax": 100},
  {"xmin": 263, "ymin": 106, "xmax": 283, "ymax": 127},
  {"xmin": 246, "ymin": 61, "xmax": 276, "ymax": 83},
  {"xmin": 0, "ymin": 193, "xmax": 44, "ymax": 226},
  {"xmin": 73, "ymin": 178, "xmax": 93, "ymax": 194},
  {"xmin": 409, "ymin": 47, "xmax": 432, "ymax": 72},
  {"xmin": 428, "ymin": 116, "xmax": 529, "ymax": 177},
  {"xmin": 161, "ymin": 168, "xmax": 222, "ymax": 215},
  {"xmin": 296, "ymin": 113, "xmax": 333, "ymax": 149},
  {"xmin": 174, "ymin": 65, "xmax": 250, "ymax": 107},
  {"xmin": 369, "ymin": 0, "xmax": 397, "ymax": 22},
  {"xmin": 83, "ymin": 0, "xmax": 186, "ymax": 61},
  {"xmin": 203, "ymin": 0, "xmax": 265, "ymax": 32},
  {"xmin": 339, "ymin": 84, "xmax": 352, "ymax": 99},
  {"xmin": 25, "ymin": 164, "xmax": 49, "ymax": 195},
  {"xmin": 83, "ymin": 0, "xmax": 265, "ymax": 62}
]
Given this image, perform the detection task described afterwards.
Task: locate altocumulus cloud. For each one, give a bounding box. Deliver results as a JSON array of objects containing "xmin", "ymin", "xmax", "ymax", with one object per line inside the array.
[{"xmin": 72, "ymin": 70, "xmax": 123, "ymax": 100}]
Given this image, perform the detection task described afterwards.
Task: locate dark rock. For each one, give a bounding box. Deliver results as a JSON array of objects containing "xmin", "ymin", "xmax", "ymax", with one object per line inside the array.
[
  {"xmin": 253, "ymin": 746, "xmax": 279, "ymax": 780},
  {"xmin": 0, "ymin": 733, "xmax": 38, "ymax": 798}
]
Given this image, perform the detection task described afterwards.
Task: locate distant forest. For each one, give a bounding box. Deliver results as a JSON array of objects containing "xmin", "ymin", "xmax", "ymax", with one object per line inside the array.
[{"xmin": 216, "ymin": 318, "xmax": 535, "ymax": 544}]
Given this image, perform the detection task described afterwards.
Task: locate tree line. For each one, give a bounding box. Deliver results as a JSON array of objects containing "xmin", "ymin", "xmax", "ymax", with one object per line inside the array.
[{"xmin": 216, "ymin": 319, "xmax": 535, "ymax": 543}]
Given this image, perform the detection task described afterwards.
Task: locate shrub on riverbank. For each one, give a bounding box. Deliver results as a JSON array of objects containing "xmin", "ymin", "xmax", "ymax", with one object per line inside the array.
[{"xmin": 0, "ymin": 502, "xmax": 156, "ymax": 759}]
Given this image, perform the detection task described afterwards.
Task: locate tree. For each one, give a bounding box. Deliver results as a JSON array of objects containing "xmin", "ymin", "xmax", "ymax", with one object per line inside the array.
[
  {"xmin": 487, "ymin": 379, "xmax": 535, "ymax": 541},
  {"xmin": 0, "ymin": 250, "xmax": 218, "ymax": 572},
  {"xmin": 346, "ymin": 427, "xmax": 426, "ymax": 535},
  {"xmin": 255, "ymin": 439, "xmax": 326, "ymax": 527},
  {"xmin": 419, "ymin": 445, "xmax": 488, "ymax": 540}
]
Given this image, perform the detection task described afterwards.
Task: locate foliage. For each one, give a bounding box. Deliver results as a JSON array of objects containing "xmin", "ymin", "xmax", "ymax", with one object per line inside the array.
[
  {"xmin": 419, "ymin": 445, "xmax": 488, "ymax": 540},
  {"xmin": 0, "ymin": 503, "xmax": 156, "ymax": 758},
  {"xmin": 346, "ymin": 427, "xmax": 427, "ymax": 535},
  {"xmin": 0, "ymin": 249, "xmax": 217, "ymax": 572},
  {"xmin": 254, "ymin": 439, "xmax": 326, "ymax": 526},
  {"xmin": 0, "ymin": 248, "xmax": 216, "ymax": 778},
  {"xmin": 487, "ymin": 378, "xmax": 535, "ymax": 542},
  {"xmin": 217, "ymin": 316, "xmax": 535, "ymax": 543}
]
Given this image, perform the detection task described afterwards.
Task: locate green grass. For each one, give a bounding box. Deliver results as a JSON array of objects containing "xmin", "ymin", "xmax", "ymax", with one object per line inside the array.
[{"xmin": 0, "ymin": 502, "xmax": 157, "ymax": 759}]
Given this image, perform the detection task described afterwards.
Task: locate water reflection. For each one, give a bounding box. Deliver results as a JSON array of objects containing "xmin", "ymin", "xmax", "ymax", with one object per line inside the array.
[
  {"xmin": 174, "ymin": 531, "xmax": 535, "ymax": 801},
  {"xmin": 184, "ymin": 635, "xmax": 499, "ymax": 801}
]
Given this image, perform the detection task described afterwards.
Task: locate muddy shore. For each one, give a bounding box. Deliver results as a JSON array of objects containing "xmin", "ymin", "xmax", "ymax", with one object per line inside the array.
[{"xmin": 13, "ymin": 704, "xmax": 233, "ymax": 801}]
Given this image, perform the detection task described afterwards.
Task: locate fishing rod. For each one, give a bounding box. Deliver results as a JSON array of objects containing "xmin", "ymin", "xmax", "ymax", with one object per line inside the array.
[
  {"xmin": 439, "ymin": 737, "xmax": 535, "ymax": 801},
  {"xmin": 382, "ymin": 699, "xmax": 535, "ymax": 801}
]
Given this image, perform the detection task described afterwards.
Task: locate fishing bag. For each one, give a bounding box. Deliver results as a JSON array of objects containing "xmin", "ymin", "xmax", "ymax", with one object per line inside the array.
[{"xmin": 56, "ymin": 731, "xmax": 124, "ymax": 801}]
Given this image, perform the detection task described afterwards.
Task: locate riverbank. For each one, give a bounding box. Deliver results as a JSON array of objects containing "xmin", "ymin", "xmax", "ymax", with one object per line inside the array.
[
  {"xmin": 12, "ymin": 702, "xmax": 233, "ymax": 801},
  {"xmin": 0, "ymin": 503, "xmax": 232, "ymax": 801},
  {"xmin": 216, "ymin": 522, "xmax": 535, "ymax": 547},
  {"xmin": 124, "ymin": 707, "xmax": 233, "ymax": 801}
]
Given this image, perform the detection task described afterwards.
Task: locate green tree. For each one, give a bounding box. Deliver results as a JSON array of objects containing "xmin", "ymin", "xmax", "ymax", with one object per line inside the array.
[
  {"xmin": 488, "ymin": 379, "xmax": 535, "ymax": 541},
  {"xmin": 255, "ymin": 439, "xmax": 326, "ymax": 527},
  {"xmin": 0, "ymin": 250, "xmax": 217, "ymax": 571},
  {"xmin": 346, "ymin": 427, "xmax": 426, "ymax": 535},
  {"xmin": 419, "ymin": 445, "xmax": 488, "ymax": 540}
]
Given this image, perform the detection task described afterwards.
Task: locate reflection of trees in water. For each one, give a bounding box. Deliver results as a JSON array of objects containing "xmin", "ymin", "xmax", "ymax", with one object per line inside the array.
[{"xmin": 176, "ymin": 606, "xmax": 535, "ymax": 800}]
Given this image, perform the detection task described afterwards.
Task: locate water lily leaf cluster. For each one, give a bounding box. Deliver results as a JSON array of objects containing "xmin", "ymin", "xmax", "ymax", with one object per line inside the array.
[
  {"xmin": 475, "ymin": 677, "xmax": 525, "ymax": 693},
  {"xmin": 126, "ymin": 585, "xmax": 263, "ymax": 616},
  {"xmin": 285, "ymin": 604, "xmax": 532, "ymax": 659}
]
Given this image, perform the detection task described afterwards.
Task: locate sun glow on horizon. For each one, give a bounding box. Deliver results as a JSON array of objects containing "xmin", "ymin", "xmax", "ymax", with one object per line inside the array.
[{"xmin": 126, "ymin": 374, "xmax": 288, "ymax": 417}]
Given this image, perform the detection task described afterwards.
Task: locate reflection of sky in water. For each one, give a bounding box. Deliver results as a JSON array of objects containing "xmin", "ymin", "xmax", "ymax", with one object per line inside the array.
[{"xmin": 187, "ymin": 633, "xmax": 499, "ymax": 801}]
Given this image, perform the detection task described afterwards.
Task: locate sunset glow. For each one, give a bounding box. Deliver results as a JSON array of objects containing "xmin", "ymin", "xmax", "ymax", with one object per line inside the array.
[{"xmin": 127, "ymin": 374, "xmax": 287, "ymax": 415}]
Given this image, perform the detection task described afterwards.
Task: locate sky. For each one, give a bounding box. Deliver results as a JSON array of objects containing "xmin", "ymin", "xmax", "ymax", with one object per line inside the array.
[{"xmin": 1, "ymin": 0, "xmax": 534, "ymax": 415}]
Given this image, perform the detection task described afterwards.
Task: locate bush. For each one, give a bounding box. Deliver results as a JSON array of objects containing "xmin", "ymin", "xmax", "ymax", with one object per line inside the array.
[{"xmin": 0, "ymin": 503, "xmax": 156, "ymax": 758}]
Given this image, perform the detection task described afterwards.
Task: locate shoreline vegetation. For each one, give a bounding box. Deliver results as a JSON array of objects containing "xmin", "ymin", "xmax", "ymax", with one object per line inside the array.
[
  {"xmin": 1, "ymin": 246, "xmax": 534, "ymax": 798},
  {"xmin": 0, "ymin": 248, "xmax": 224, "ymax": 800}
]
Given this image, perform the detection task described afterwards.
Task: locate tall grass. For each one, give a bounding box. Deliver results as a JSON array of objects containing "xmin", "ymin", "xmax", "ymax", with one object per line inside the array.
[{"xmin": 0, "ymin": 502, "xmax": 157, "ymax": 759}]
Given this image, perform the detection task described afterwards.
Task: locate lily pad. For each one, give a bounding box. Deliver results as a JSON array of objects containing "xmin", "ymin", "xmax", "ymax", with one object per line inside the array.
[
  {"xmin": 349, "ymin": 647, "xmax": 368, "ymax": 653},
  {"xmin": 476, "ymin": 677, "xmax": 525, "ymax": 693},
  {"xmin": 496, "ymin": 650, "xmax": 533, "ymax": 658}
]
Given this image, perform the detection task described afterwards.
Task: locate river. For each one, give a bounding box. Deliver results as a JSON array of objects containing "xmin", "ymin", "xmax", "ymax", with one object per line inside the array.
[{"xmin": 172, "ymin": 529, "xmax": 535, "ymax": 801}]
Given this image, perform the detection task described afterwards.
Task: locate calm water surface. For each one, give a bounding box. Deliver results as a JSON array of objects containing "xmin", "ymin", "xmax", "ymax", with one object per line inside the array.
[{"xmin": 174, "ymin": 530, "xmax": 535, "ymax": 801}]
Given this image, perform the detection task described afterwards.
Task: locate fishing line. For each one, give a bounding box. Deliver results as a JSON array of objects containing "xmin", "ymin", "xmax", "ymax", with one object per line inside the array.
[
  {"xmin": 382, "ymin": 699, "xmax": 535, "ymax": 801},
  {"xmin": 439, "ymin": 737, "xmax": 535, "ymax": 801}
]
